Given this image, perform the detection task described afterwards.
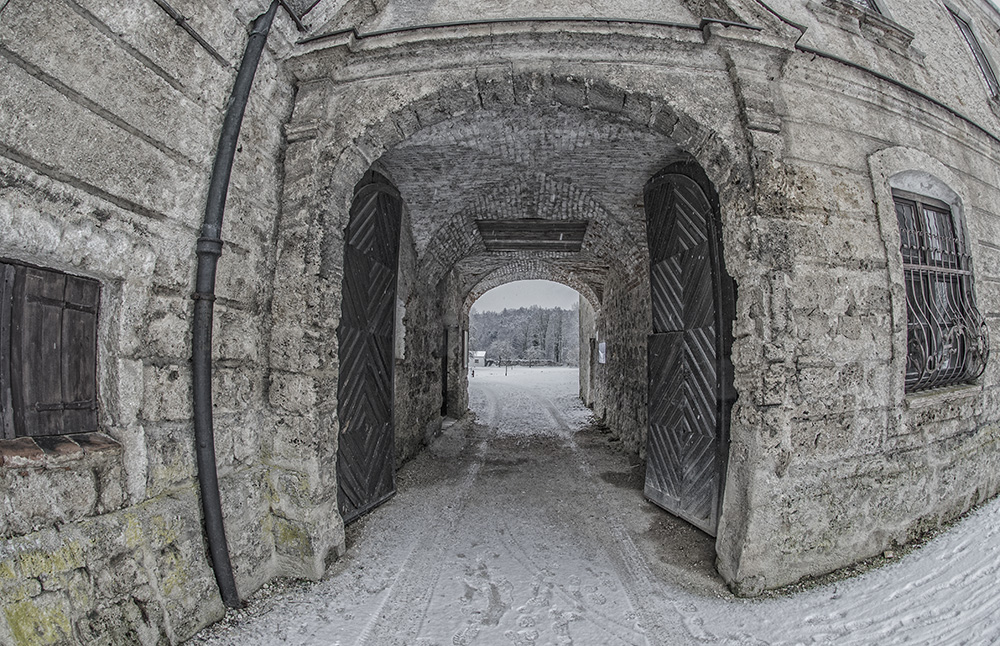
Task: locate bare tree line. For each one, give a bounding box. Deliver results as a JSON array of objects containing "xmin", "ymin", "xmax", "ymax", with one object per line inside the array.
[{"xmin": 469, "ymin": 304, "xmax": 580, "ymax": 366}]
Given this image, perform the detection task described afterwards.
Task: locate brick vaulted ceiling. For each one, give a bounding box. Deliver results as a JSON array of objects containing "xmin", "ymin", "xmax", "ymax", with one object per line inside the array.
[{"xmin": 376, "ymin": 104, "xmax": 684, "ymax": 305}]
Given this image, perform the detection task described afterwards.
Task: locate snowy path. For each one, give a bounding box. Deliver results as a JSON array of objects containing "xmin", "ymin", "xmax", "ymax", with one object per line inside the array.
[{"xmin": 188, "ymin": 367, "xmax": 1000, "ymax": 646}]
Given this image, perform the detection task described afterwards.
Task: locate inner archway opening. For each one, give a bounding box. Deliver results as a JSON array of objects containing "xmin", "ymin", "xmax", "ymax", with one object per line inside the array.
[{"xmin": 466, "ymin": 280, "xmax": 585, "ymax": 433}]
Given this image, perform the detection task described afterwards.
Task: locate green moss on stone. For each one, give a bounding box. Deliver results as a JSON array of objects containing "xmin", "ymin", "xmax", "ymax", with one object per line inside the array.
[
  {"xmin": 19, "ymin": 543, "xmax": 85, "ymax": 579},
  {"xmin": 273, "ymin": 517, "xmax": 312, "ymax": 557},
  {"xmin": 159, "ymin": 551, "xmax": 188, "ymax": 597},
  {"xmin": 0, "ymin": 561, "xmax": 16, "ymax": 580},
  {"xmin": 0, "ymin": 579, "xmax": 42, "ymax": 603},
  {"xmin": 124, "ymin": 514, "xmax": 142, "ymax": 549},
  {"xmin": 4, "ymin": 597, "xmax": 72, "ymax": 646}
]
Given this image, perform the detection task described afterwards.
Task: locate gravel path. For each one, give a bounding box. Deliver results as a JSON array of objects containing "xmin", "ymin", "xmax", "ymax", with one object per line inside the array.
[{"xmin": 187, "ymin": 367, "xmax": 1000, "ymax": 646}]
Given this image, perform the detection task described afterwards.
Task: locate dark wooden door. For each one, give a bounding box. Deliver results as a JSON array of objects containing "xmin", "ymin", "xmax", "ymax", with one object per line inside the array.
[
  {"xmin": 337, "ymin": 172, "xmax": 403, "ymax": 524},
  {"xmin": 643, "ymin": 165, "xmax": 734, "ymax": 536},
  {"xmin": 440, "ymin": 328, "xmax": 448, "ymax": 417}
]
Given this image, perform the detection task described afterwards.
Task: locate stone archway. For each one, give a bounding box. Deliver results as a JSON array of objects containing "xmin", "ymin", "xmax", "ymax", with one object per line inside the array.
[
  {"xmin": 274, "ymin": 37, "xmax": 757, "ymax": 586},
  {"xmin": 462, "ymin": 261, "xmax": 601, "ymax": 317},
  {"xmin": 462, "ymin": 266, "xmax": 602, "ymax": 411}
]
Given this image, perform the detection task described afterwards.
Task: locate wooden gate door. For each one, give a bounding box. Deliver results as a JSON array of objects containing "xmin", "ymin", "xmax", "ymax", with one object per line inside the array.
[
  {"xmin": 643, "ymin": 164, "xmax": 735, "ymax": 536},
  {"xmin": 337, "ymin": 172, "xmax": 403, "ymax": 524}
]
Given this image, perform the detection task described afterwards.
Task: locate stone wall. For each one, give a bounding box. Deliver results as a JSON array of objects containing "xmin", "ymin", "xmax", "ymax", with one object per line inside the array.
[
  {"xmin": 765, "ymin": 0, "xmax": 1000, "ymax": 132},
  {"xmin": 578, "ymin": 296, "xmax": 597, "ymax": 407},
  {"xmin": 393, "ymin": 210, "xmax": 447, "ymax": 464},
  {"xmin": 715, "ymin": 8, "xmax": 1000, "ymax": 591},
  {"xmin": 0, "ymin": 1, "xmax": 305, "ymax": 642},
  {"xmin": 283, "ymin": 8, "xmax": 1000, "ymax": 597},
  {"xmin": 356, "ymin": 0, "xmax": 699, "ymax": 32},
  {"xmin": 585, "ymin": 269, "xmax": 653, "ymax": 456}
]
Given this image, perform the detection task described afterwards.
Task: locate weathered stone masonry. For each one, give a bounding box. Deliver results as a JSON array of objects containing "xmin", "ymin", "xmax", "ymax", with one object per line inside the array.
[
  {"xmin": 2, "ymin": 0, "xmax": 1000, "ymax": 643},
  {"xmin": 0, "ymin": 0, "xmax": 307, "ymax": 642}
]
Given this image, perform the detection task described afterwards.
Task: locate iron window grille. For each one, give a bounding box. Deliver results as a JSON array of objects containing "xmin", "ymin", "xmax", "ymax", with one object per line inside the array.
[
  {"xmin": 949, "ymin": 8, "xmax": 1000, "ymax": 98},
  {"xmin": 893, "ymin": 190, "xmax": 989, "ymax": 392}
]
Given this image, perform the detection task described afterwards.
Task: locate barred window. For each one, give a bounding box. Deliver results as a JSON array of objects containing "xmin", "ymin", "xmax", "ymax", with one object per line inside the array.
[
  {"xmin": 893, "ymin": 190, "xmax": 988, "ymax": 392},
  {"xmin": 949, "ymin": 7, "xmax": 1000, "ymax": 98}
]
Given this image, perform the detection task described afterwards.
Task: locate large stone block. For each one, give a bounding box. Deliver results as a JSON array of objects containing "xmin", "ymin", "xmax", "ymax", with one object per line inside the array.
[
  {"xmin": 141, "ymin": 364, "xmax": 191, "ymax": 423},
  {"xmin": 0, "ymin": 55, "xmax": 204, "ymax": 224},
  {"xmin": 0, "ymin": 0, "xmax": 215, "ymax": 163},
  {"xmin": 143, "ymin": 423, "xmax": 196, "ymax": 497},
  {"xmin": 218, "ymin": 468, "xmax": 275, "ymax": 590},
  {"xmin": 269, "ymin": 371, "xmax": 318, "ymax": 414}
]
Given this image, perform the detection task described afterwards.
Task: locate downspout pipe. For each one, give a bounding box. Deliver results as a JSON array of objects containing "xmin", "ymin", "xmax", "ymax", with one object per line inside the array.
[{"xmin": 192, "ymin": 0, "xmax": 279, "ymax": 609}]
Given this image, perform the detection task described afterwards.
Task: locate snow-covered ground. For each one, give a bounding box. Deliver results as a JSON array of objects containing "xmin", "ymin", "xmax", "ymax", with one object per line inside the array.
[{"xmin": 187, "ymin": 367, "xmax": 1000, "ymax": 646}]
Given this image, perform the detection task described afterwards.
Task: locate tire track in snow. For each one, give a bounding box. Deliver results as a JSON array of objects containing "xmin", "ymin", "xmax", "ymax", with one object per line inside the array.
[
  {"xmin": 355, "ymin": 428, "xmax": 490, "ymax": 646},
  {"xmin": 530, "ymin": 379, "xmax": 736, "ymax": 645},
  {"xmin": 527, "ymin": 382, "xmax": 696, "ymax": 644},
  {"xmin": 487, "ymin": 493, "xmax": 649, "ymax": 646},
  {"xmin": 470, "ymin": 373, "xmax": 652, "ymax": 645},
  {"xmin": 475, "ymin": 379, "xmax": 502, "ymax": 428},
  {"xmin": 563, "ymin": 425, "xmax": 709, "ymax": 645}
]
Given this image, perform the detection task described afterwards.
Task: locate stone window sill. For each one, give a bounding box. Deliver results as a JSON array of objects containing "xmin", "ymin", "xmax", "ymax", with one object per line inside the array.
[
  {"xmin": 0, "ymin": 432, "xmax": 121, "ymax": 468},
  {"xmin": 904, "ymin": 382, "xmax": 982, "ymax": 410},
  {"xmin": 0, "ymin": 432, "xmax": 126, "ymax": 539}
]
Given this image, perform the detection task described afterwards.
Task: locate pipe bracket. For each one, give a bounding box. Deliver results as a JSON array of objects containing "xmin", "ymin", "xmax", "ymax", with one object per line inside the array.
[{"xmin": 196, "ymin": 237, "xmax": 225, "ymax": 256}]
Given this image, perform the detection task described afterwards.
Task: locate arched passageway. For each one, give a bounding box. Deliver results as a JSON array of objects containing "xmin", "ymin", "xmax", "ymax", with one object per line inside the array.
[
  {"xmin": 465, "ymin": 279, "xmax": 586, "ymax": 420},
  {"xmin": 333, "ymin": 102, "xmax": 737, "ymax": 558},
  {"xmin": 275, "ymin": 49, "xmax": 753, "ymax": 587}
]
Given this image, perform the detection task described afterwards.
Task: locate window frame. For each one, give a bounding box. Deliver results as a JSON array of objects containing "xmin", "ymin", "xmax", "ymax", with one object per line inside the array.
[
  {"xmin": 848, "ymin": 0, "xmax": 883, "ymax": 14},
  {"xmin": 947, "ymin": 4, "xmax": 1000, "ymax": 99},
  {"xmin": 891, "ymin": 189, "xmax": 988, "ymax": 393}
]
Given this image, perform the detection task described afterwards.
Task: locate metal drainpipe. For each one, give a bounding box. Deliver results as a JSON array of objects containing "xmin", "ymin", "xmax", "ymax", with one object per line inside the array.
[{"xmin": 192, "ymin": 0, "xmax": 279, "ymax": 609}]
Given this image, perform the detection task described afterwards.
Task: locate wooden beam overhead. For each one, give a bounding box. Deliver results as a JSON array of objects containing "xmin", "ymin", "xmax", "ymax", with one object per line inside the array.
[{"xmin": 476, "ymin": 220, "xmax": 589, "ymax": 252}]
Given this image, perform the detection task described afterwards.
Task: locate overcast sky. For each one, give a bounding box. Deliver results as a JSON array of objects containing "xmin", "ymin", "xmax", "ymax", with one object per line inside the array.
[{"xmin": 471, "ymin": 280, "xmax": 580, "ymax": 313}]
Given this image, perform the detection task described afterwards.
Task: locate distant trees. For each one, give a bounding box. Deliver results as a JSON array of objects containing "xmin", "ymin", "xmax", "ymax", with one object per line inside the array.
[{"xmin": 469, "ymin": 304, "xmax": 579, "ymax": 366}]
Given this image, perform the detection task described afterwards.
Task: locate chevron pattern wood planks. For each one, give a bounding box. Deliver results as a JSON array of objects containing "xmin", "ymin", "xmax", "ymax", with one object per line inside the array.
[
  {"xmin": 337, "ymin": 174, "xmax": 403, "ymax": 524},
  {"xmin": 644, "ymin": 170, "xmax": 725, "ymax": 536}
]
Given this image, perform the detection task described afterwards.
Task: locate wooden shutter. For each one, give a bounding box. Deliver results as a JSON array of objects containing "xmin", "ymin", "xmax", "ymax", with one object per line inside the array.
[
  {"xmin": 8, "ymin": 263, "xmax": 99, "ymax": 437},
  {"xmin": 0, "ymin": 264, "xmax": 14, "ymax": 439}
]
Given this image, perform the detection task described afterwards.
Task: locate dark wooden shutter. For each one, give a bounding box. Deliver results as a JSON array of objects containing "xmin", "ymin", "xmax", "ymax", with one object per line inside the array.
[
  {"xmin": 1, "ymin": 263, "xmax": 15, "ymax": 439},
  {"xmin": 8, "ymin": 263, "xmax": 99, "ymax": 437}
]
